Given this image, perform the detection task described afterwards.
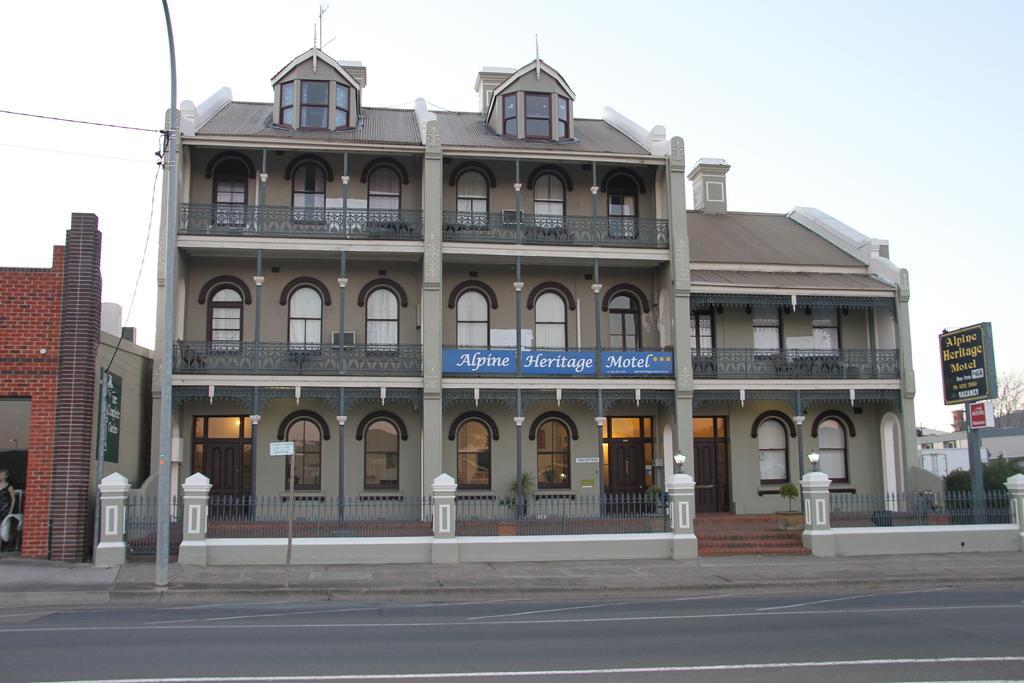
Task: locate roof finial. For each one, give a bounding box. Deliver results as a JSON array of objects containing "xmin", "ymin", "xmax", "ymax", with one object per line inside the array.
[{"xmin": 535, "ymin": 34, "xmax": 541, "ymax": 79}]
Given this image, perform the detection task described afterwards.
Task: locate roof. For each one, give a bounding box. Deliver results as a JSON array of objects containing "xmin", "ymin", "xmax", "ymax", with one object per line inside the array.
[
  {"xmin": 687, "ymin": 212, "xmax": 866, "ymax": 267},
  {"xmin": 195, "ymin": 102, "xmax": 650, "ymax": 155},
  {"xmin": 690, "ymin": 270, "xmax": 894, "ymax": 292},
  {"xmin": 196, "ymin": 103, "xmax": 422, "ymax": 146}
]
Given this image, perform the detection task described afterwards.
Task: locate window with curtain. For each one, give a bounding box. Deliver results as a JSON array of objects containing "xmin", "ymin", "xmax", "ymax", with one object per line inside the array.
[
  {"xmin": 285, "ymin": 418, "xmax": 321, "ymax": 491},
  {"xmin": 456, "ymin": 290, "xmax": 488, "ymax": 348},
  {"xmin": 212, "ymin": 159, "xmax": 247, "ymax": 227},
  {"xmin": 752, "ymin": 306, "xmax": 781, "ymax": 356},
  {"xmin": 606, "ymin": 174, "xmax": 638, "ymax": 238},
  {"xmin": 690, "ymin": 311, "xmax": 713, "ymax": 357},
  {"xmin": 609, "ymin": 293, "xmax": 642, "ymax": 350},
  {"xmin": 364, "ymin": 418, "xmax": 399, "ymax": 490},
  {"xmin": 368, "ymin": 167, "xmax": 401, "ymax": 218},
  {"xmin": 533, "ymin": 174, "xmax": 564, "ymax": 217},
  {"xmin": 535, "ymin": 291, "xmax": 567, "ymax": 349},
  {"xmin": 288, "ymin": 286, "xmax": 322, "ymax": 349},
  {"xmin": 292, "ymin": 163, "xmax": 326, "ymax": 223},
  {"xmin": 366, "ymin": 288, "xmax": 399, "ymax": 347},
  {"xmin": 757, "ymin": 418, "xmax": 788, "ymax": 485},
  {"xmin": 456, "ymin": 171, "xmax": 488, "ymax": 215},
  {"xmin": 208, "ymin": 287, "xmax": 242, "ymax": 350},
  {"xmin": 817, "ymin": 418, "xmax": 848, "ymax": 481},
  {"xmin": 812, "ymin": 308, "xmax": 840, "ymax": 352},
  {"xmin": 537, "ymin": 419, "xmax": 570, "ymax": 489},
  {"xmin": 457, "ymin": 419, "xmax": 491, "ymax": 489}
]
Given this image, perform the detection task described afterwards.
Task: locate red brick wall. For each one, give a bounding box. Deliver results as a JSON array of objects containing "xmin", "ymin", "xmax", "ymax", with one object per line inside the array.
[{"xmin": 0, "ymin": 246, "xmax": 64, "ymax": 559}]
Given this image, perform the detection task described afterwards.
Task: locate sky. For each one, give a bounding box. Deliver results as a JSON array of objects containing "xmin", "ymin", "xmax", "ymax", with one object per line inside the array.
[{"xmin": 1, "ymin": 0, "xmax": 1021, "ymax": 432}]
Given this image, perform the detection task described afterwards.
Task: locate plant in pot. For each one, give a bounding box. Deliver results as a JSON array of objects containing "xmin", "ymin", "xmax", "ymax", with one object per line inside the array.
[
  {"xmin": 776, "ymin": 482, "xmax": 804, "ymax": 530},
  {"xmin": 498, "ymin": 471, "xmax": 536, "ymax": 533}
]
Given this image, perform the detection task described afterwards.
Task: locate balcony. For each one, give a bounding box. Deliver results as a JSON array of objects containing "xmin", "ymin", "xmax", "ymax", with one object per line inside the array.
[
  {"xmin": 442, "ymin": 347, "xmax": 674, "ymax": 377},
  {"xmin": 442, "ymin": 211, "xmax": 668, "ymax": 248},
  {"xmin": 179, "ymin": 204, "xmax": 424, "ymax": 240},
  {"xmin": 174, "ymin": 341, "xmax": 422, "ymax": 376},
  {"xmin": 691, "ymin": 348, "xmax": 899, "ymax": 380}
]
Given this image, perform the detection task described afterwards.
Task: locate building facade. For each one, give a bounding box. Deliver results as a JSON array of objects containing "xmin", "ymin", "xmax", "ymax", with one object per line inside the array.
[{"xmin": 151, "ymin": 50, "xmax": 917, "ymax": 521}]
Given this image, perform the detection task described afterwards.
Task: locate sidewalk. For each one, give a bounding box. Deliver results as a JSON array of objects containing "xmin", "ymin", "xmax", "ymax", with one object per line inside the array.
[{"xmin": 2, "ymin": 552, "xmax": 1022, "ymax": 606}]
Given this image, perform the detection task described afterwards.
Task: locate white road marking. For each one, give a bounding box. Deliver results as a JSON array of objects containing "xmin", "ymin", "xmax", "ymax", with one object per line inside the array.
[
  {"xmin": 0, "ymin": 610, "xmax": 56, "ymax": 619},
  {"xmin": 40, "ymin": 656, "xmax": 1024, "ymax": 682},
  {"xmin": 4, "ymin": 602, "xmax": 1022, "ymax": 634},
  {"xmin": 470, "ymin": 593, "xmax": 742, "ymax": 620},
  {"xmin": 757, "ymin": 594, "xmax": 873, "ymax": 611}
]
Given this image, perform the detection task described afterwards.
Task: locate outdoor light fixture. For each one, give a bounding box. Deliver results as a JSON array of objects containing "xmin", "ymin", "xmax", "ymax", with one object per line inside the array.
[
  {"xmin": 673, "ymin": 453, "xmax": 686, "ymax": 473},
  {"xmin": 808, "ymin": 451, "xmax": 821, "ymax": 472},
  {"xmin": 793, "ymin": 415, "xmax": 805, "ymax": 427}
]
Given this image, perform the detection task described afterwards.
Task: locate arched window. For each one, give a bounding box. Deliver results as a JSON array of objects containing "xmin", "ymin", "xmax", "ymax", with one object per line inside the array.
[
  {"xmin": 208, "ymin": 287, "xmax": 242, "ymax": 350},
  {"xmin": 366, "ymin": 287, "xmax": 399, "ymax": 347},
  {"xmin": 608, "ymin": 293, "xmax": 641, "ymax": 349},
  {"xmin": 285, "ymin": 418, "xmax": 321, "ymax": 491},
  {"xmin": 537, "ymin": 419, "xmax": 570, "ymax": 489},
  {"xmin": 288, "ymin": 286, "xmax": 322, "ymax": 349},
  {"xmin": 535, "ymin": 291, "xmax": 567, "ymax": 350},
  {"xmin": 212, "ymin": 158, "xmax": 248, "ymax": 226},
  {"xmin": 456, "ymin": 170, "xmax": 488, "ymax": 215},
  {"xmin": 364, "ymin": 418, "xmax": 399, "ymax": 490},
  {"xmin": 456, "ymin": 419, "xmax": 492, "ymax": 489},
  {"xmin": 456, "ymin": 290, "xmax": 489, "ymax": 348},
  {"xmin": 533, "ymin": 174, "xmax": 565, "ymax": 217},
  {"xmin": 817, "ymin": 418, "xmax": 849, "ymax": 482},
  {"xmin": 757, "ymin": 418, "xmax": 789, "ymax": 485},
  {"xmin": 368, "ymin": 167, "xmax": 401, "ymax": 214},
  {"xmin": 292, "ymin": 162, "xmax": 326, "ymax": 222},
  {"xmin": 606, "ymin": 173, "xmax": 638, "ymax": 238}
]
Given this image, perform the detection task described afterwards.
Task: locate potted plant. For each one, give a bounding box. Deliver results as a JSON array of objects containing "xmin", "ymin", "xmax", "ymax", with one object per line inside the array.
[
  {"xmin": 776, "ymin": 482, "xmax": 804, "ymax": 530},
  {"xmin": 498, "ymin": 471, "xmax": 536, "ymax": 534}
]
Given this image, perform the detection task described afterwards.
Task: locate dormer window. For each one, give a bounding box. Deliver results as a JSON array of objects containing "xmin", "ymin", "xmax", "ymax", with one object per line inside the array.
[
  {"xmin": 280, "ymin": 82, "xmax": 295, "ymax": 126},
  {"xmin": 300, "ymin": 81, "xmax": 329, "ymax": 129},
  {"xmin": 525, "ymin": 93, "xmax": 551, "ymax": 138},
  {"xmin": 335, "ymin": 85, "xmax": 351, "ymax": 128},
  {"xmin": 502, "ymin": 94, "xmax": 517, "ymax": 136},
  {"xmin": 557, "ymin": 96, "xmax": 570, "ymax": 140}
]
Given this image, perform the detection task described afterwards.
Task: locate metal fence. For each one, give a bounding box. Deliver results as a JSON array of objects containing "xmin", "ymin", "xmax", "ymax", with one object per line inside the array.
[
  {"xmin": 454, "ymin": 493, "xmax": 669, "ymax": 536},
  {"xmin": 441, "ymin": 211, "xmax": 669, "ymax": 248},
  {"xmin": 205, "ymin": 495, "xmax": 433, "ymax": 539},
  {"xmin": 180, "ymin": 204, "xmax": 424, "ymax": 240},
  {"xmin": 174, "ymin": 341, "xmax": 423, "ymax": 376},
  {"xmin": 830, "ymin": 490, "xmax": 1014, "ymax": 527},
  {"xmin": 691, "ymin": 348, "xmax": 900, "ymax": 380},
  {"xmin": 124, "ymin": 496, "xmax": 183, "ymax": 556}
]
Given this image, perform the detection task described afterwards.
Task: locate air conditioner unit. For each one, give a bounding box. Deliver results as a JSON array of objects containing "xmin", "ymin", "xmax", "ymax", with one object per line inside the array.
[
  {"xmin": 331, "ymin": 331, "xmax": 356, "ymax": 348},
  {"xmin": 501, "ymin": 209, "xmax": 524, "ymax": 225}
]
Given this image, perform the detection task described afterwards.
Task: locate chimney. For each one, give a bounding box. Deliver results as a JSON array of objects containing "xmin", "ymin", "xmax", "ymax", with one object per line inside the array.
[
  {"xmin": 338, "ymin": 61, "xmax": 367, "ymax": 89},
  {"xmin": 101, "ymin": 302, "xmax": 123, "ymax": 337},
  {"xmin": 475, "ymin": 67, "xmax": 515, "ymax": 114},
  {"xmin": 687, "ymin": 158, "xmax": 731, "ymax": 214}
]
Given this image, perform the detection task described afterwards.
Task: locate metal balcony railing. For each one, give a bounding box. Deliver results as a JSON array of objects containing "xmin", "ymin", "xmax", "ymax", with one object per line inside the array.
[
  {"xmin": 179, "ymin": 203, "xmax": 424, "ymax": 240},
  {"xmin": 441, "ymin": 211, "xmax": 669, "ymax": 248},
  {"xmin": 174, "ymin": 341, "xmax": 422, "ymax": 376},
  {"xmin": 690, "ymin": 348, "xmax": 900, "ymax": 379}
]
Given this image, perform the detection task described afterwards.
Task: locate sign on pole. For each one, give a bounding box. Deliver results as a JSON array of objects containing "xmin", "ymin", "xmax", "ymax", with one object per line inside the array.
[
  {"xmin": 939, "ymin": 323, "xmax": 997, "ymax": 405},
  {"xmin": 969, "ymin": 402, "xmax": 994, "ymax": 430},
  {"xmin": 103, "ymin": 372, "xmax": 122, "ymax": 463},
  {"xmin": 269, "ymin": 441, "xmax": 295, "ymax": 457}
]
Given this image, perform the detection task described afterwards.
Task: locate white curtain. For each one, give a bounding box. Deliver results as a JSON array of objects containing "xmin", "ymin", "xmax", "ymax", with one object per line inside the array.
[
  {"xmin": 535, "ymin": 292, "xmax": 566, "ymax": 349},
  {"xmin": 817, "ymin": 419, "xmax": 847, "ymax": 479},
  {"xmin": 367, "ymin": 288, "xmax": 398, "ymax": 345},
  {"xmin": 289, "ymin": 287, "xmax": 322, "ymax": 346},
  {"xmin": 457, "ymin": 291, "xmax": 488, "ymax": 347},
  {"xmin": 758, "ymin": 419, "xmax": 787, "ymax": 482}
]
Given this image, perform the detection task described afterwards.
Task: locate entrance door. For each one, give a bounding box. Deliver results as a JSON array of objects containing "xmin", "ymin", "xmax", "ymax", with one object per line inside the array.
[
  {"xmin": 607, "ymin": 439, "xmax": 645, "ymax": 496},
  {"xmin": 205, "ymin": 442, "xmax": 243, "ymax": 497},
  {"xmin": 693, "ymin": 417, "xmax": 730, "ymax": 513}
]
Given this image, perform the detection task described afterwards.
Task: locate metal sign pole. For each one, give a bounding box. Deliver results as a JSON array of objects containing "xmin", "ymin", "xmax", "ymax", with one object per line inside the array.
[
  {"xmin": 285, "ymin": 450, "xmax": 295, "ymax": 587},
  {"xmin": 965, "ymin": 401, "xmax": 985, "ymax": 523},
  {"xmin": 92, "ymin": 369, "xmax": 109, "ymax": 553}
]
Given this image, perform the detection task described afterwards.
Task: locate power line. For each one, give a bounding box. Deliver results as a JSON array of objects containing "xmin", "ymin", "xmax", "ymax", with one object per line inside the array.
[
  {"xmin": 0, "ymin": 108, "xmax": 162, "ymax": 133},
  {"xmin": 0, "ymin": 142, "xmax": 154, "ymax": 164}
]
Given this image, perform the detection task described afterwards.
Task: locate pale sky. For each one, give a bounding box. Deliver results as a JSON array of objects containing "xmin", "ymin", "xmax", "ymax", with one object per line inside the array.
[{"xmin": 1, "ymin": 0, "xmax": 1020, "ymax": 431}]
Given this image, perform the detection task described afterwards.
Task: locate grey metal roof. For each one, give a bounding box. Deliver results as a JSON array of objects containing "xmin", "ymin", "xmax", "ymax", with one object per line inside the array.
[
  {"xmin": 687, "ymin": 212, "xmax": 866, "ymax": 267},
  {"xmin": 691, "ymin": 270, "xmax": 894, "ymax": 292},
  {"xmin": 196, "ymin": 103, "xmax": 422, "ymax": 145},
  {"xmin": 436, "ymin": 111, "xmax": 649, "ymax": 155}
]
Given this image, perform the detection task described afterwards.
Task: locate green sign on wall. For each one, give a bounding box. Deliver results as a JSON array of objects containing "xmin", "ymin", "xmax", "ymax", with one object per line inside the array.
[{"xmin": 101, "ymin": 372, "xmax": 122, "ymax": 463}]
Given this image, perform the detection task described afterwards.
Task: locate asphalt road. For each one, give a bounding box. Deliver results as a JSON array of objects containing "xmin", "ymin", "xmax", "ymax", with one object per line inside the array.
[{"xmin": 4, "ymin": 588, "xmax": 1023, "ymax": 682}]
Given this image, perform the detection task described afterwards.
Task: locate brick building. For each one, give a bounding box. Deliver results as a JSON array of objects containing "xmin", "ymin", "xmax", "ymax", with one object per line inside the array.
[{"xmin": 0, "ymin": 213, "xmax": 102, "ymax": 560}]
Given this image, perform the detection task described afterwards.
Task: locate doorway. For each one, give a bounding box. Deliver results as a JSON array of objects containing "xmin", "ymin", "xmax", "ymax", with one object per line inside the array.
[
  {"xmin": 603, "ymin": 416, "xmax": 654, "ymax": 496},
  {"xmin": 192, "ymin": 416, "xmax": 252, "ymax": 498},
  {"xmin": 693, "ymin": 416, "xmax": 729, "ymax": 513}
]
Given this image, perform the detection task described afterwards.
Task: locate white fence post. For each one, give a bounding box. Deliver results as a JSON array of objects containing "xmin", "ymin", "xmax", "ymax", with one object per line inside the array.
[
  {"xmin": 431, "ymin": 473, "xmax": 458, "ymax": 563},
  {"xmin": 801, "ymin": 471, "xmax": 835, "ymax": 556},
  {"xmin": 95, "ymin": 473, "xmax": 130, "ymax": 567},
  {"xmin": 179, "ymin": 472, "xmax": 211, "ymax": 566},
  {"xmin": 666, "ymin": 473, "xmax": 697, "ymax": 559},
  {"xmin": 1006, "ymin": 474, "xmax": 1024, "ymax": 552}
]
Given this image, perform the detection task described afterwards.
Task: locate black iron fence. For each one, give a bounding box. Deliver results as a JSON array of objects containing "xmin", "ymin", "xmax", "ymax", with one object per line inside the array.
[
  {"xmin": 179, "ymin": 204, "xmax": 424, "ymax": 240},
  {"xmin": 692, "ymin": 348, "xmax": 900, "ymax": 380},
  {"xmin": 174, "ymin": 341, "xmax": 422, "ymax": 376},
  {"xmin": 830, "ymin": 490, "xmax": 1014, "ymax": 527},
  {"xmin": 455, "ymin": 492, "xmax": 669, "ymax": 536},
  {"xmin": 124, "ymin": 496, "xmax": 182, "ymax": 556},
  {"xmin": 206, "ymin": 495, "xmax": 433, "ymax": 539},
  {"xmin": 442, "ymin": 211, "xmax": 669, "ymax": 248}
]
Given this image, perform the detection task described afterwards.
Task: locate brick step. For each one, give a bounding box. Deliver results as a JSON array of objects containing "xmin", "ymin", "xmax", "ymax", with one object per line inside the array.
[
  {"xmin": 700, "ymin": 545, "xmax": 811, "ymax": 557},
  {"xmin": 697, "ymin": 534, "xmax": 803, "ymax": 543},
  {"xmin": 699, "ymin": 538, "xmax": 805, "ymax": 549},
  {"xmin": 694, "ymin": 515, "xmax": 777, "ymax": 525}
]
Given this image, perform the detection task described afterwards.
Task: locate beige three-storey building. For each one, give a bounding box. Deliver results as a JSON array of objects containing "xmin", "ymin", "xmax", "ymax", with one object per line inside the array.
[{"xmin": 151, "ymin": 48, "xmax": 917, "ymax": 519}]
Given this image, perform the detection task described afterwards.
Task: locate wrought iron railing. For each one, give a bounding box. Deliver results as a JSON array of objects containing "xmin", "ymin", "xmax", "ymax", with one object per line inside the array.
[
  {"xmin": 830, "ymin": 490, "xmax": 1013, "ymax": 527},
  {"xmin": 124, "ymin": 495, "xmax": 183, "ymax": 555},
  {"xmin": 442, "ymin": 211, "xmax": 669, "ymax": 248},
  {"xmin": 455, "ymin": 492, "xmax": 668, "ymax": 536},
  {"xmin": 691, "ymin": 348, "xmax": 900, "ymax": 379},
  {"xmin": 174, "ymin": 341, "xmax": 422, "ymax": 376},
  {"xmin": 179, "ymin": 203, "xmax": 424, "ymax": 240},
  {"xmin": 206, "ymin": 495, "xmax": 433, "ymax": 538}
]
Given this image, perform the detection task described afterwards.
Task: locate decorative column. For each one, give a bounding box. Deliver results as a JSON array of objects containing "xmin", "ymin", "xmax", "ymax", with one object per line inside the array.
[
  {"xmin": 179, "ymin": 472, "xmax": 212, "ymax": 566},
  {"xmin": 338, "ymin": 253, "xmax": 347, "ymax": 371},
  {"xmin": 337, "ymin": 414, "xmax": 347, "ymax": 501},
  {"xmin": 514, "ymin": 262, "xmax": 523, "ymax": 377},
  {"xmin": 431, "ymin": 473, "xmax": 459, "ymax": 563},
  {"xmin": 666, "ymin": 472, "xmax": 697, "ymax": 559},
  {"xmin": 250, "ymin": 412, "xmax": 260, "ymax": 492},
  {"xmin": 595, "ymin": 414, "xmax": 606, "ymax": 497},
  {"xmin": 801, "ymin": 471, "xmax": 835, "ymax": 556},
  {"xmin": 895, "ymin": 268, "xmax": 917, "ymax": 492},
  {"xmin": 1006, "ymin": 474, "xmax": 1024, "ymax": 551},
  {"xmin": 421, "ymin": 120, "xmax": 444, "ymax": 496},
  {"xmin": 254, "ymin": 253, "xmax": 263, "ymax": 371},
  {"xmin": 592, "ymin": 259, "xmax": 602, "ymax": 377},
  {"xmin": 667, "ymin": 138, "xmax": 694, "ymax": 474},
  {"xmin": 95, "ymin": 473, "xmax": 130, "ymax": 567},
  {"xmin": 514, "ymin": 409, "xmax": 525, "ymax": 515}
]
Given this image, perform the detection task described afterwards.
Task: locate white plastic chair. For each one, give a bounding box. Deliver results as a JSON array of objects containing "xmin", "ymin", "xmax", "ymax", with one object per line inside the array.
[{"xmin": 0, "ymin": 489, "xmax": 23, "ymax": 550}]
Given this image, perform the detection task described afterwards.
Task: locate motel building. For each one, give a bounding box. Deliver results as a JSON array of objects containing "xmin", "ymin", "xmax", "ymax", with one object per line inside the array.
[{"xmin": 148, "ymin": 48, "xmax": 917, "ymax": 551}]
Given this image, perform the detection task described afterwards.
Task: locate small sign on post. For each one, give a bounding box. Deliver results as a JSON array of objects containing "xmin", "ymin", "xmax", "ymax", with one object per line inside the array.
[
  {"xmin": 268, "ymin": 441, "xmax": 296, "ymax": 584},
  {"xmin": 969, "ymin": 402, "xmax": 994, "ymax": 429}
]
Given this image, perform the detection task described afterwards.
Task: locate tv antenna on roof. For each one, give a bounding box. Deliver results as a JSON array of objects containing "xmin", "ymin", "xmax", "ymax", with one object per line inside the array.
[
  {"xmin": 312, "ymin": 3, "xmax": 335, "ymax": 72},
  {"xmin": 535, "ymin": 34, "xmax": 541, "ymax": 79}
]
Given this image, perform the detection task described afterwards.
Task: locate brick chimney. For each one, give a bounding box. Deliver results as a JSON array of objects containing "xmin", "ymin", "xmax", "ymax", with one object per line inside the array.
[{"xmin": 687, "ymin": 158, "xmax": 731, "ymax": 214}]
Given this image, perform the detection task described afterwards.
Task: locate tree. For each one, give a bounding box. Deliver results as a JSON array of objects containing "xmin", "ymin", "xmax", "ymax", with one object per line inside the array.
[
  {"xmin": 992, "ymin": 369, "xmax": 1024, "ymax": 427},
  {"xmin": 945, "ymin": 456, "xmax": 1024, "ymax": 493}
]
